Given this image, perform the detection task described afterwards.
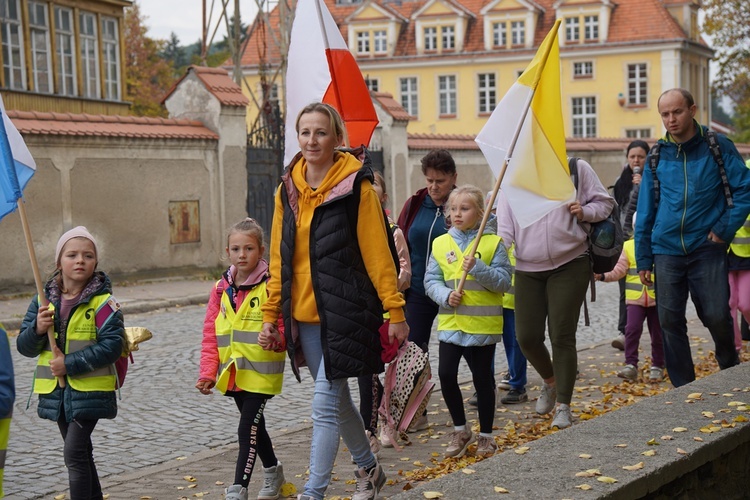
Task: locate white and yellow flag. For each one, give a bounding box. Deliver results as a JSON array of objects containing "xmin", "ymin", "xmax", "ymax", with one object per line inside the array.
[{"xmin": 475, "ymin": 19, "xmax": 574, "ymax": 228}]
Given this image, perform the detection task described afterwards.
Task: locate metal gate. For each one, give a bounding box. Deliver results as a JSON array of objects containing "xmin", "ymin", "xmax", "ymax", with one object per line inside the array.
[{"xmin": 246, "ymin": 103, "xmax": 284, "ymax": 232}]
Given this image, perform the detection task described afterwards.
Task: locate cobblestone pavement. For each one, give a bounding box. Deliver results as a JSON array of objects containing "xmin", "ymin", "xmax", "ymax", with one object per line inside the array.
[{"xmin": 3, "ymin": 282, "xmax": 694, "ymax": 499}]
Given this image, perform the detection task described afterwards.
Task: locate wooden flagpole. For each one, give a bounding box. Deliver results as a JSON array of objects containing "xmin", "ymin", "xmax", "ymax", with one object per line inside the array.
[{"xmin": 16, "ymin": 201, "xmax": 65, "ymax": 388}]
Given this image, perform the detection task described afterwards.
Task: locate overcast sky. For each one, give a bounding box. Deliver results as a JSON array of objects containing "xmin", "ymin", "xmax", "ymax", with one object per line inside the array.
[{"xmin": 139, "ymin": 1, "xmax": 259, "ymax": 45}]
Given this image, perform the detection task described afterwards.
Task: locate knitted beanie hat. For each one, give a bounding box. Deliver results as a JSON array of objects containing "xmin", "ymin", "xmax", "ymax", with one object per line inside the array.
[{"xmin": 55, "ymin": 226, "xmax": 98, "ymax": 265}]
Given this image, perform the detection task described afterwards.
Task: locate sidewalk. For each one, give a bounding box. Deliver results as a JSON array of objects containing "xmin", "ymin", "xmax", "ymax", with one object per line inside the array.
[{"xmin": 1, "ymin": 276, "xmax": 735, "ymax": 499}]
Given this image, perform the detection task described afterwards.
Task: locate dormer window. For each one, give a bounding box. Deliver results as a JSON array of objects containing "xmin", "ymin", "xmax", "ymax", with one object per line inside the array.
[
  {"xmin": 442, "ymin": 26, "xmax": 455, "ymax": 50},
  {"xmin": 357, "ymin": 31, "xmax": 370, "ymax": 54},
  {"xmin": 584, "ymin": 15, "xmax": 599, "ymax": 41},
  {"xmin": 510, "ymin": 20, "xmax": 525, "ymax": 45},
  {"xmin": 492, "ymin": 22, "xmax": 507, "ymax": 47},
  {"xmin": 374, "ymin": 30, "xmax": 387, "ymax": 54},
  {"xmin": 424, "ymin": 26, "xmax": 437, "ymax": 51}
]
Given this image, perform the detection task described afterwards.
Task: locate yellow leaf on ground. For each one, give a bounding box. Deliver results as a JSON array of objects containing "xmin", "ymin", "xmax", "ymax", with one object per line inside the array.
[
  {"xmin": 622, "ymin": 462, "xmax": 644, "ymax": 471},
  {"xmin": 462, "ymin": 468, "xmax": 476, "ymax": 474},
  {"xmin": 575, "ymin": 484, "xmax": 593, "ymax": 490},
  {"xmin": 215, "ymin": 481, "xmax": 224, "ymax": 486},
  {"xmin": 694, "ymin": 436, "xmax": 704, "ymax": 441},
  {"xmin": 423, "ymin": 492, "xmax": 444, "ymax": 499},
  {"xmin": 54, "ymin": 496, "xmax": 66, "ymax": 500},
  {"xmin": 673, "ymin": 427, "xmax": 688, "ymax": 432},
  {"xmin": 514, "ymin": 447, "xmax": 530, "ymax": 454},
  {"xmin": 400, "ymin": 457, "xmax": 411, "ymax": 461},
  {"xmin": 614, "ymin": 444, "xmax": 628, "ymax": 448},
  {"xmin": 575, "ymin": 469, "xmax": 602, "ymax": 477},
  {"xmin": 661, "ymin": 435, "xmax": 674, "ymax": 440},
  {"xmin": 641, "ymin": 450, "xmax": 656, "ymax": 456},
  {"xmin": 187, "ymin": 484, "xmax": 197, "ymax": 489},
  {"xmin": 597, "ymin": 476, "xmax": 618, "ymax": 484},
  {"xmin": 646, "ymin": 438, "xmax": 659, "ymax": 445},
  {"xmin": 734, "ymin": 415, "xmax": 749, "ymax": 423},
  {"xmin": 727, "ymin": 401, "xmax": 746, "ymax": 406},
  {"xmin": 280, "ymin": 483, "xmax": 297, "ymax": 496},
  {"xmin": 494, "ymin": 486, "xmax": 509, "ymax": 493},
  {"xmin": 677, "ymin": 448, "xmax": 688, "ymax": 455},
  {"xmin": 183, "ymin": 476, "xmax": 197, "ymax": 482},
  {"xmin": 701, "ymin": 411, "xmax": 715, "ymax": 418},
  {"xmin": 687, "ymin": 393, "xmax": 703, "ymax": 399},
  {"xmin": 578, "ymin": 453, "xmax": 592, "ymax": 459},
  {"xmin": 176, "ymin": 456, "xmax": 187, "ymax": 460}
]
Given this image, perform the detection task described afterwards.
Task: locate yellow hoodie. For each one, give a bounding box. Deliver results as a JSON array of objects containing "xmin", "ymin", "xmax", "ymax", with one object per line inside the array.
[{"xmin": 263, "ymin": 152, "xmax": 406, "ymax": 325}]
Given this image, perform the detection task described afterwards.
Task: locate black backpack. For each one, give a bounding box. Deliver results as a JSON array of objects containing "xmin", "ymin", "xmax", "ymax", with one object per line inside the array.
[{"xmin": 569, "ymin": 157, "xmax": 624, "ymax": 274}]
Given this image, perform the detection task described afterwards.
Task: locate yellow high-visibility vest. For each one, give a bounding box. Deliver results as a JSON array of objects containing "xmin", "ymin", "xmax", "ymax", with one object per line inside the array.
[
  {"xmin": 433, "ymin": 234, "xmax": 503, "ymax": 334},
  {"xmin": 624, "ymin": 240, "xmax": 655, "ymax": 301},
  {"xmin": 502, "ymin": 243, "xmax": 516, "ymax": 311},
  {"xmin": 34, "ymin": 294, "xmax": 117, "ymax": 394},
  {"xmin": 730, "ymin": 216, "xmax": 750, "ymax": 258},
  {"xmin": 0, "ymin": 414, "xmax": 9, "ymax": 498},
  {"xmin": 214, "ymin": 282, "xmax": 285, "ymax": 395}
]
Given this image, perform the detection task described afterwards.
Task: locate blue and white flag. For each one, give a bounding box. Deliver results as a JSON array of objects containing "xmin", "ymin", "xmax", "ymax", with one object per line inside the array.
[{"xmin": 0, "ymin": 95, "xmax": 36, "ymax": 221}]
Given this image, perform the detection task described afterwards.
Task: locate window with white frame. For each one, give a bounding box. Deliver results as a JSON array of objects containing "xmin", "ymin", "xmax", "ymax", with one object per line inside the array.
[
  {"xmin": 101, "ymin": 16, "xmax": 120, "ymax": 100},
  {"xmin": 28, "ymin": 1, "xmax": 52, "ymax": 93},
  {"xmin": 0, "ymin": 0, "xmax": 26, "ymax": 90},
  {"xmin": 373, "ymin": 30, "xmax": 386, "ymax": 54},
  {"xmin": 510, "ymin": 21, "xmax": 525, "ymax": 45},
  {"xmin": 627, "ymin": 63, "xmax": 647, "ymax": 105},
  {"xmin": 79, "ymin": 11, "xmax": 100, "ymax": 98},
  {"xmin": 442, "ymin": 26, "xmax": 455, "ymax": 50},
  {"xmin": 492, "ymin": 22, "xmax": 507, "ymax": 48},
  {"xmin": 365, "ymin": 77, "xmax": 379, "ymax": 92},
  {"xmin": 565, "ymin": 17, "xmax": 579, "ymax": 42},
  {"xmin": 625, "ymin": 128, "xmax": 650, "ymax": 139},
  {"xmin": 54, "ymin": 6, "xmax": 76, "ymax": 96},
  {"xmin": 584, "ymin": 15, "xmax": 599, "ymax": 41},
  {"xmin": 573, "ymin": 61, "xmax": 593, "ymax": 79},
  {"xmin": 572, "ymin": 96, "xmax": 596, "ymax": 138},
  {"xmin": 400, "ymin": 77, "xmax": 418, "ymax": 116},
  {"xmin": 357, "ymin": 31, "xmax": 370, "ymax": 54},
  {"xmin": 478, "ymin": 73, "xmax": 496, "ymax": 114},
  {"xmin": 424, "ymin": 26, "xmax": 437, "ymax": 50},
  {"xmin": 438, "ymin": 75, "xmax": 457, "ymax": 115}
]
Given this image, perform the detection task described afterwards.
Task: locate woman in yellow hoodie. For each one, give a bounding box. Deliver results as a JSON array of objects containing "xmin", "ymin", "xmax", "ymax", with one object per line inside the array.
[{"xmin": 260, "ymin": 102, "xmax": 408, "ymax": 500}]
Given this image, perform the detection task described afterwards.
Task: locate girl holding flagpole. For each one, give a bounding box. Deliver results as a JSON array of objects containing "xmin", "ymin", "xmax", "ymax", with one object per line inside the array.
[
  {"xmin": 260, "ymin": 102, "xmax": 407, "ymax": 500},
  {"xmin": 17, "ymin": 226, "xmax": 123, "ymax": 499}
]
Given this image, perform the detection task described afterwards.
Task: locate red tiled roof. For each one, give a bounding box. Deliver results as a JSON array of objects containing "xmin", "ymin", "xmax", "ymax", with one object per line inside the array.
[
  {"xmin": 163, "ymin": 65, "xmax": 249, "ymax": 107},
  {"xmin": 7, "ymin": 111, "xmax": 218, "ymax": 140},
  {"xmin": 238, "ymin": 0, "xmax": 698, "ymax": 67},
  {"xmin": 372, "ymin": 91, "xmax": 413, "ymax": 121}
]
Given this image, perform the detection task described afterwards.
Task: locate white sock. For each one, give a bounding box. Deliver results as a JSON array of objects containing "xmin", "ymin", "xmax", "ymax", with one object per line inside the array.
[
  {"xmin": 454, "ymin": 425, "xmax": 466, "ymax": 432},
  {"xmin": 479, "ymin": 432, "xmax": 492, "ymax": 438}
]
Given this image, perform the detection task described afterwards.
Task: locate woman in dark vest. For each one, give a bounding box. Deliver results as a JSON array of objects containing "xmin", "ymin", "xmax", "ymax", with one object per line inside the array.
[{"xmin": 260, "ymin": 102, "xmax": 407, "ymax": 500}]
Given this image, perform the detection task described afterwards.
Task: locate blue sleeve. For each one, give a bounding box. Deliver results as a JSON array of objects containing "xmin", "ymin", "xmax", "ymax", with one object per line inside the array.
[
  {"xmin": 16, "ymin": 296, "xmax": 48, "ymax": 358},
  {"xmin": 0, "ymin": 326, "xmax": 15, "ymax": 418},
  {"xmin": 712, "ymin": 137, "xmax": 750, "ymax": 242},
  {"xmin": 635, "ymin": 155, "xmax": 656, "ymax": 271},
  {"xmin": 424, "ymin": 253, "xmax": 451, "ymax": 308}
]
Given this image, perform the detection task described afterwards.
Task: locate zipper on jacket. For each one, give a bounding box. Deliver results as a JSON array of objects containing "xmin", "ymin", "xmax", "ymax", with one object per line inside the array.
[
  {"xmin": 425, "ymin": 206, "xmax": 443, "ymax": 269},
  {"xmin": 680, "ymin": 148, "xmax": 688, "ymax": 254}
]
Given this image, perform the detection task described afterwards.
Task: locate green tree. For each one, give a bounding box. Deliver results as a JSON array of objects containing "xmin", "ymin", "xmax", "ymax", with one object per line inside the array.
[
  {"xmin": 124, "ymin": 1, "xmax": 175, "ymax": 117},
  {"xmin": 703, "ymin": 0, "xmax": 750, "ymax": 142}
]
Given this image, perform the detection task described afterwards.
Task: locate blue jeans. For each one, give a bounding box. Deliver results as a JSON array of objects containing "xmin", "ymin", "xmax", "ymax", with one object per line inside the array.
[
  {"xmin": 654, "ymin": 241, "xmax": 739, "ymax": 387},
  {"xmin": 502, "ymin": 309, "xmax": 527, "ymax": 391},
  {"xmin": 299, "ymin": 323, "xmax": 375, "ymax": 500}
]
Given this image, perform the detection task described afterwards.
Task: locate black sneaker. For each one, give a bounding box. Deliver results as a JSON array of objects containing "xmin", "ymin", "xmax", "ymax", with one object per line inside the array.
[{"xmin": 501, "ymin": 389, "xmax": 528, "ymax": 404}]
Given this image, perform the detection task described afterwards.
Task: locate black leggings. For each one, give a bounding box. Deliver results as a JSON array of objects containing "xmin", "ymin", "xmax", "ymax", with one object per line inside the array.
[
  {"xmin": 357, "ymin": 374, "xmax": 383, "ymax": 434},
  {"xmin": 230, "ymin": 391, "xmax": 278, "ymax": 487},
  {"xmin": 438, "ymin": 342, "xmax": 496, "ymax": 434},
  {"xmin": 57, "ymin": 412, "xmax": 101, "ymax": 500}
]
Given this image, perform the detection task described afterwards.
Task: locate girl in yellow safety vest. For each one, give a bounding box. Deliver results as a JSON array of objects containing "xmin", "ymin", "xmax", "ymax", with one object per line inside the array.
[
  {"xmin": 424, "ymin": 185, "xmax": 512, "ymax": 459},
  {"xmin": 17, "ymin": 226, "xmax": 123, "ymax": 499},
  {"xmin": 196, "ymin": 218, "xmax": 287, "ymax": 500},
  {"xmin": 728, "ymin": 159, "xmax": 750, "ymax": 353},
  {"xmin": 596, "ymin": 213, "xmax": 665, "ymax": 383}
]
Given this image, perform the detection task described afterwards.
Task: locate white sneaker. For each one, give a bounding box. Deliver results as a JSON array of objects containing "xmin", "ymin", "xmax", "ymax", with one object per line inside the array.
[
  {"xmin": 536, "ymin": 382, "xmax": 556, "ymax": 415},
  {"xmin": 352, "ymin": 462, "xmax": 386, "ymax": 500},
  {"xmin": 649, "ymin": 366, "xmax": 664, "ymax": 382},
  {"xmin": 257, "ymin": 461, "xmax": 284, "ymax": 500},
  {"xmin": 379, "ymin": 428, "xmax": 394, "ymax": 448},
  {"xmin": 551, "ymin": 404, "xmax": 572, "ymax": 429},
  {"xmin": 407, "ymin": 413, "xmax": 428, "ymax": 433},
  {"xmin": 225, "ymin": 484, "xmax": 248, "ymax": 500}
]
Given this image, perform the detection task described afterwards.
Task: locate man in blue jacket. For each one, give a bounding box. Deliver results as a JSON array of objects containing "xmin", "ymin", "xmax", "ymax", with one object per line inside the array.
[{"xmin": 635, "ymin": 88, "xmax": 750, "ymax": 387}]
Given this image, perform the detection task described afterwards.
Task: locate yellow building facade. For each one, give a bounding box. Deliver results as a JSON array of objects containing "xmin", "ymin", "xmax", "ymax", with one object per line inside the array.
[{"xmin": 238, "ymin": 0, "xmax": 712, "ymax": 140}]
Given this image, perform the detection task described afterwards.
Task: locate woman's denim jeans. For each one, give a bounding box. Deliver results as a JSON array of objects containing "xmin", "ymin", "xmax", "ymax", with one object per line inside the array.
[
  {"xmin": 654, "ymin": 240, "xmax": 739, "ymax": 387},
  {"xmin": 299, "ymin": 322, "xmax": 375, "ymax": 500}
]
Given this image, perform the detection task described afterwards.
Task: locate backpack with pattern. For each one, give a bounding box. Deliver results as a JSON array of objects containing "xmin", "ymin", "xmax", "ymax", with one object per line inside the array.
[{"xmin": 378, "ymin": 341, "xmax": 434, "ymax": 450}]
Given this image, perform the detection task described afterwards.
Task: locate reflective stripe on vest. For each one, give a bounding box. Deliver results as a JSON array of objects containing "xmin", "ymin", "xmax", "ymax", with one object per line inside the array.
[
  {"xmin": 433, "ymin": 234, "xmax": 503, "ymax": 334},
  {"xmin": 214, "ymin": 282, "xmax": 285, "ymax": 395},
  {"xmin": 730, "ymin": 217, "xmax": 750, "ymax": 258},
  {"xmin": 0, "ymin": 414, "xmax": 9, "ymax": 496},
  {"xmin": 34, "ymin": 294, "xmax": 117, "ymax": 394},
  {"xmin": 502, "ymin": 243, "xmax": 516, "ymax": 310},
  {"xmin": 624, "ymin": 240, "xmax": 655, "ymax": 300}
]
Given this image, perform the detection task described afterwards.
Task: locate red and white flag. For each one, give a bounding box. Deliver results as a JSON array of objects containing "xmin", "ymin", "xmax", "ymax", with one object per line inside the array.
[{"xmin": 284, "ymin": 0, "xmax": 379, "ymax": 165}]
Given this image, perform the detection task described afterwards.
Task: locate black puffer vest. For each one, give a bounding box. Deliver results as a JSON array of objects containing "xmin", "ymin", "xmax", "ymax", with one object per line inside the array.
[{"xmin": 280, "ymin": 161, "xmax": 384, "ymax": 381}]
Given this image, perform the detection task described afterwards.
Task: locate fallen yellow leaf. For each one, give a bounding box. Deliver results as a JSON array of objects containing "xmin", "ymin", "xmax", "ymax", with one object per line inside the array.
[
  {"xmin": 54, "ymin": 496, "xmax": 66, "ymax": 500},
  {"xmin": 701, "ymin": 411, "xmax": 715, "ymax": 418},
  {"xmin": 597, "ymin": 476, "xmax": 618, "ymax": 484},
  {"xmin": 575, "ymin": 484, "xmax": 593, "ymax": 490},
  {"xmin": 187, "ymin": 484, "xmax": 197, "ymax": 489},
  {"xmin": 641, "ymin": 450, "xmax": 656, "ymax": 456},
  {"xmin": 215, "ymin": 481, "xmax": 224, "ymax": 486},
  {"xmin": 423, "ymin": 492, "xmax": 444, "ymax": 499},
  {"xmin": 661, "ymin": 435, "xmax": 674, "ymax": 440},
  {"xmin": 677, "ymin": 448, "xmax": 687, "ymax": 455},
  {"xmin": 727, "ymin": 401, "xmax": 746, "ymax": 406},
  {"xmin": 183, "ymin": 476, "xmax": 197, "ymax": 482},
  {"xmin": 400, "ymin": 457, "xmax": 411, "ymax": 461},
  {"xmin": 646, "ymin": 438, "xmax": 659, "ymax": 446},
  {"xmin": 673, "ymin": 427, "xmax": 688, "ymax": 432},
  {"xmin": 494, "ymin": 486, "xmax": 509, "ymax": 493},
  {"xmin": 614, "ymin": 443, "xmax": 628, "ymax": 448},
  {"xmin": 280, "ymin": 483, "xmax": 297, "ymax": 497},
  {"xmin": 176, "ymin": 456, "xmax": 187, "ymax": 460},
  {"xmin": 687, "ymin": 392, "xmax": 703, "ymax": 399},
  {"xmin": 622, "ymin": 462, "xmax": 644, "ymax": 471},
  {"xmin": 514, "ymin": 447, "xmax": 530, "ymax": 455},
  {"xmin": 461, "ymin": 468, "xmax": 476, "ymax": 474},
  {"xmin": 734, "ymin": 415, "xmax": 749, "ymax": 423},
  {"xmin": 694, "ymin": 436, "xmax": 704, "ymax": 441},
  {"xmin": 575, "ymin": 469, "xmax": 602, "ymax": 477},
  {"xmin": 578, "ymin": 453, "xmax": 592, "ymax": 459}
]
